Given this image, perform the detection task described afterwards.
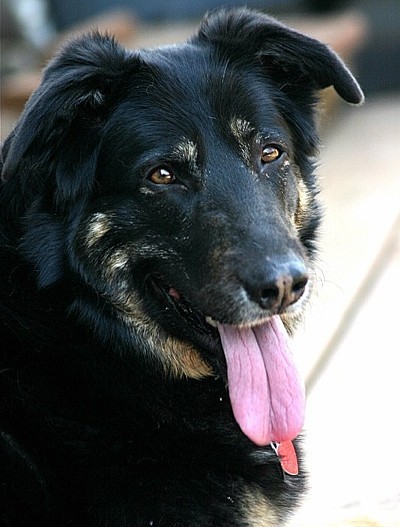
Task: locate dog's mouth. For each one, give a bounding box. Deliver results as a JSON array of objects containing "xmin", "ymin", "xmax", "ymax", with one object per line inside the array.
[
  {"xmin": 148, "ymin": 275, "xmax": 305, "ymax": 447},
  {"xmin": 148, "ymin": 276, "xmax": 215, "ymax": 337}
]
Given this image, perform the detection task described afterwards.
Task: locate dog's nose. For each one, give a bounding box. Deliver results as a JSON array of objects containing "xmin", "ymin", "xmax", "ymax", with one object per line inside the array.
[{"xmin": 243, "ymin": 258, "xmax": 309, "ymax": 312}]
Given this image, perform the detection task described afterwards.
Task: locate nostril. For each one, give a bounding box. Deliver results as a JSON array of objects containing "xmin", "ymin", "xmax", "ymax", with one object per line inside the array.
[
  {"xmin": 292, "ymin": 277, "xmax": 308, "ymax": 295},
  {"xmin": 259, "ymin": 286, "xmax": 280, "ymax": 306},
  {"xmin": 285, "ymin": 273, "xmax": 308, "ymax": 309}
]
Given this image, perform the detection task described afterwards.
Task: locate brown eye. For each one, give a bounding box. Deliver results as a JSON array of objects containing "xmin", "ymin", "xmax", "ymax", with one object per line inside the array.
[
  {"xmin": 148, "ymin": 167, "xmax": 176, "ymax": 185},
  {"xmin": 261, "ymin": 145, "xmax": 281, "ymax": 164}
]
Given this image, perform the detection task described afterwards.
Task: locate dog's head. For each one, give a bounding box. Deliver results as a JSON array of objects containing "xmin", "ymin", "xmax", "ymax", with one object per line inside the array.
[{"xmin": 1, "ymin": 9, "xmax": 362, "ymax": 445}]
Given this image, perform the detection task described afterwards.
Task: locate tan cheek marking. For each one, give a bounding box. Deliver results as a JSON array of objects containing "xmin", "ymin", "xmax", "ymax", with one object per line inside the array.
[
  {"xmin": 112, "ymin": 290, "xmax": 213, "ymax": 380},
  {"xmin": 104, "ymin": 249, "xmax": 130, "ymax": 278},
  {"xmin": 82, "ymin": 212, "xmax": 211, "ymax": 379},
  {"xmin": 86, "ymin": 213, "xmax": 112, "ymax": 248},
  {"xmin": 100, "ymin": 244, "xmax": 175, "ymax": 283},
  {"xmin": 162, "ymin": 337, "xmax": 213, "ymax": 379},
  {"xmin": 241, "ymin": 487, "xmax": 279, "ymax": 527},
  {"xmin": 294, "ymin": 178, "xmax": 311, "ymax": 231}
]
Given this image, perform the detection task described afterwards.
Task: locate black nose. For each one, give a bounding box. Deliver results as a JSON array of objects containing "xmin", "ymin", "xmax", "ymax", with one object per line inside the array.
[{"xmin": 243, "ymin": 257, "xmax": 309, "ymax": 312}]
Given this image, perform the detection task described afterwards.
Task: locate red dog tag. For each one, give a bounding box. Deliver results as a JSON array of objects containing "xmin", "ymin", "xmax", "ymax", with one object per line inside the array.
[{"xmin": 276, "ymin": 441, "xmax": 299, "ymax": 476}]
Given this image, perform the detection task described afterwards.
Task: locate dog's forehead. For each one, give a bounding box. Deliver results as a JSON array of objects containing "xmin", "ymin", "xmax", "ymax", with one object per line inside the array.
[{"xmin": 116, "ymin": 43, "xmax": 287, "ymax": 157}]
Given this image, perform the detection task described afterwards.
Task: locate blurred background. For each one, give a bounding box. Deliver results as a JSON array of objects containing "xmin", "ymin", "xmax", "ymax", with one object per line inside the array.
[{"xmin": 1, "ymin": 1, "xmax": 399, "ymax": 525}]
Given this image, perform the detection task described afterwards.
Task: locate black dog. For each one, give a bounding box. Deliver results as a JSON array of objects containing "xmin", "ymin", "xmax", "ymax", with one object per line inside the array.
[{"xmin": 0, "ymin": 8, "xmax": 363, "ymax": 526}]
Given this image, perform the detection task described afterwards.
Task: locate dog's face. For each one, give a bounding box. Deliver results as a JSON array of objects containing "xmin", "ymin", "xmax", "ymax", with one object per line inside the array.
[
  {"xmin": 77, "ymin": 47, "xmax": 313, "ymax": 332},
  {"xmin": 1, "ymin": 9, "xmax": 363, "ymax": 447}
]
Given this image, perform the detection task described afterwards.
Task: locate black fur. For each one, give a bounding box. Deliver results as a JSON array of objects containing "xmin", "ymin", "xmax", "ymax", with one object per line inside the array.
[{"xmin": 0, "ymin": 9, "xmax": 362, "ymax": 526}]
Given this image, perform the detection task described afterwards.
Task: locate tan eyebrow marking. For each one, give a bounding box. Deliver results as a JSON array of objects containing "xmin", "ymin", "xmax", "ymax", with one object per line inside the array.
[
  {"xmin": 229, "ymin": 117, "xmax": 255, "ymax": 166},
  {"xmin": 172, "ymin": 138, "xmax": 198, "ymax": 165}
]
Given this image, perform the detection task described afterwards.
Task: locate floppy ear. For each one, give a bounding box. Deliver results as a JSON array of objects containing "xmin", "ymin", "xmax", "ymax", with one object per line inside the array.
[
  {"xmin": 1, "ymin": 32, "xmax": 135, "ymax": 197},
  {"xmin": 197, "ymin": 8, "xmax": 364, "ymax": 105}
]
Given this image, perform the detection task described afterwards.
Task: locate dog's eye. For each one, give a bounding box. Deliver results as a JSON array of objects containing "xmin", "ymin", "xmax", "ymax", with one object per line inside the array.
[
  {"xmin": 261, "ymin": 146, "xmax": 282, "ymax": 164},
  {"xmin": 148, "ymin": 167, "xmax": 176, "ymax": 185}
]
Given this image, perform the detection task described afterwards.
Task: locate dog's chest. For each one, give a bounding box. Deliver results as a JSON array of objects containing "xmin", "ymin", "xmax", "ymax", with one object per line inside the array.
[{"xmin": 240, "ymin": 486, "xmax": 280, "ymax": 527}]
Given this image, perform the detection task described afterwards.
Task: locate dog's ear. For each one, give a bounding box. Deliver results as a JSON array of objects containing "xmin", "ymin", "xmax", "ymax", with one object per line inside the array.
[
  {"xmin": 1, "ymin": 33, "xmax": 136, "ymax": 195},
  {"xmin": 197, "ymin": 8, "xmax": 364, "ymax": 105}
]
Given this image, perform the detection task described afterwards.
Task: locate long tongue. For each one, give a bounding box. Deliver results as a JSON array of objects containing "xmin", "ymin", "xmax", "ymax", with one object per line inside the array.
[{"xmin": 217, "ymin": 316, "xmax": 305, "ymax": 446}]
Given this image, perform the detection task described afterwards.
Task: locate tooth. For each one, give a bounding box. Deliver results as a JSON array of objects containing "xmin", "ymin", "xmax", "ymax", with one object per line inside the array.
[{"xmin": 205, "ymin": 316, "xmax": 218, "ymax": 328}]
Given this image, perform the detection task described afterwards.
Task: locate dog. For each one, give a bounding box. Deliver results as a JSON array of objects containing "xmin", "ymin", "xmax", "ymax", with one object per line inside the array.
[{"xmin": 0, "ymin": 8, "xmax": 363, "ymax": 526}]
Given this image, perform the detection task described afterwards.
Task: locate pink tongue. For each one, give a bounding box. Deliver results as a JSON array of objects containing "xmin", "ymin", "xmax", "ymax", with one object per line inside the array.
[{"xmin": 218, "ymin": 316, "xmax": 305, "ymax": 446}]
